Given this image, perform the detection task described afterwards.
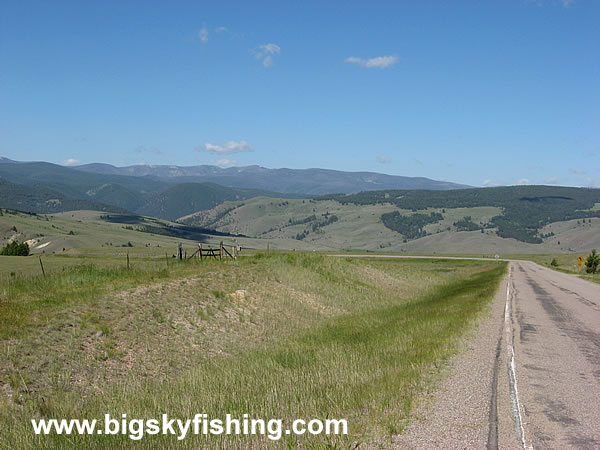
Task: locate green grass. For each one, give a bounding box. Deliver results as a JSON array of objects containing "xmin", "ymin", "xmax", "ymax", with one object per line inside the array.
[{"xmin": 0, "ymin": 253, "xmax": 506, "ymax": 448}]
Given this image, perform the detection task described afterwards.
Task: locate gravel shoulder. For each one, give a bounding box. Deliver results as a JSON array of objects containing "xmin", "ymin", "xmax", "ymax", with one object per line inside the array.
[{"xmin": 391, "ymin": 268, "xmax": 520, "ymax": 449}]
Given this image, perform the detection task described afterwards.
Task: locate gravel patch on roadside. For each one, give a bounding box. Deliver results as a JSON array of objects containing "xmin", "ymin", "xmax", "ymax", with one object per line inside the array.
[{"xmin": 391, "ymin": 274, "xmax": 517, "ymax": 449}]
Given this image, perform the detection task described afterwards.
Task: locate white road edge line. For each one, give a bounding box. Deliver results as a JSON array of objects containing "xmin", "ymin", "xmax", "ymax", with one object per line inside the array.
[{"xmin": 504, "ymin": 265, "xmax": 528, "ymax": 449}]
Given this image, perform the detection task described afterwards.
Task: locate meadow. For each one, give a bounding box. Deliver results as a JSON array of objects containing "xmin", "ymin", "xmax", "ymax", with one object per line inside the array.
[{"xmin": 0, "ymin": 251, "xmax": 506, "ymax": 448}]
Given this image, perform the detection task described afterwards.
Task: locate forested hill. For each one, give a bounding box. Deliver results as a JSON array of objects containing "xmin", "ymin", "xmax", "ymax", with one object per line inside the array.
[
  {"xmin": 0, "ymin": 178, "xmax": 126, "ymax": 214},
  {"xmin": 319, "ymin": 186, "xmax": 600, "ymax": 243}
]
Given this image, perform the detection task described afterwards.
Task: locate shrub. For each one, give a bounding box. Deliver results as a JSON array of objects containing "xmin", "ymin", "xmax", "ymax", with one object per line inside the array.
[
  {"xmin": 584, "ymin": 249, "xmax": 600, "ymax": 274},
  {"xmin": 1, "ymin": 241, "xmax": 30, "ymax": 256},
  {"xmin": 550, "ymin": 258, "xmax": 559, "ymax": 267}
]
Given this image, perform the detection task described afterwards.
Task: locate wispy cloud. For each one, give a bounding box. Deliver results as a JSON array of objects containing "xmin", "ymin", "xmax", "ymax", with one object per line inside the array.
[
  {"xmin": 528, "ymin": 0, "xmax": 575, "ymax": 7},
  {"xmin": 345, "ymin": 55, "xmax": 398, "ymax": 69},
  {"xmin": 254, "ymin": 43, "xmax": 281, "ymax": 67},
  {"xmin": 544, "ymin": 176, "xmax": 560, "ymax": 185},
  {"xmin": 199, "ymin": 26, "xmax": 209, "ymax": 43},
  {"xmin": 376, "ymin": 154, "xmax": 392, "ymax": 164},
  {"xmin": 569, "ymin": 168, "xmax": 586, "ymax": 175},
  {"xmin": 215, "ymin": 26, "xmax": 228, "ymax": 33},
  {"xmin": 62, "ymin": 158, "xmax": 80, "ymax": 166},
  {"xmin": 482, "ymin": 179, "xmax": 509, "ymax": 187},
  {"xmin": 215, "ymin": 159, "xmax": 237, "ymax": 168},
  {"xmin": 202, "ymin": 140, "xmax": 254, "ymax": 154},
  {"xmin": 517, "ymin": 178, "xmax": 531, "ymax": 185}
]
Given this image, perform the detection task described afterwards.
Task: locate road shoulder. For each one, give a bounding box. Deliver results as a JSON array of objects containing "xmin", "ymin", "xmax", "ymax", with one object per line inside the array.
[{"xmin": 391, "ymin": 271, "xmax": 519, "ymax": 449}]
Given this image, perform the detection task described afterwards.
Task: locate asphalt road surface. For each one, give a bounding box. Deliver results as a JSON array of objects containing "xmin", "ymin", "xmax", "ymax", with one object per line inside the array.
[
  {"xmin": 508, "ymin": 261, "xmax": 600, "ymax": 448},
  {"xmin": 338, "ymin": 255, "xmax": 600, "ymax": 449}
]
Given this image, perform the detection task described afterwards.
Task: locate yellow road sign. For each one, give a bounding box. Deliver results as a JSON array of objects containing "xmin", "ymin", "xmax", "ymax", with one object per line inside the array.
[{"xmin": 577, "ymin": 256, "xmax": 584, "ymax": 263}]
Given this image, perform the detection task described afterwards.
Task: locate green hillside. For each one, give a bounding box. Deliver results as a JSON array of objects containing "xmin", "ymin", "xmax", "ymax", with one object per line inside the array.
[
  {"xmin": 0, "ymin": 178, "xmax": 126, "ymax": 214},
  {"xmin": 180, "ymin": 188, "xmax": 600, "ymax": 253},
  {"xmin": 320, "ymin": 185, "xmax": 600, "ymax": 243},
  {"xmin": 135, "ymin": 182, "xmax": 298, "ymax": 221},
  {"xmin": 0, "ymin": 162, "xmax": 167, "ymax": 210},
  {"xmin": 86, "ymin": 183, "xmax": 150, "ymax": 211}
]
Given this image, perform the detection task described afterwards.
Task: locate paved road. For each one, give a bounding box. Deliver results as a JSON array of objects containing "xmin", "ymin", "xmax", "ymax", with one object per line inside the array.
[
  {"xmin": 329, "ymin": 254, "xmax": 508, "ymax": 262},
  {"xmin": 507, "ymin": 261, "xmax": 600, "ymax": 448},
  {"xmin": 340, "ymin": 255, "xmax": 600, "ymax": 448}
]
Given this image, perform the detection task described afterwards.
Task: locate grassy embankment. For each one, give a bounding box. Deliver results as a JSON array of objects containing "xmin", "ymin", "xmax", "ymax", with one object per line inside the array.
[{"xmin": 1, "ymin": 252, "xmax": 506, "ymax": 448}]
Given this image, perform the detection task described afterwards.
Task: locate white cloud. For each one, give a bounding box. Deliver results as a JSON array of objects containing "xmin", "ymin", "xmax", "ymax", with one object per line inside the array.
[
  {"xmin": 259, "ymin": 43, "xmax": 280, "ymax": 54},
  {"xmin": 215, "ymin": 159, "xmax": 237, "ymax": 168},
  {"xmin": 569, "ymin": 168, "xmax": 586, "ymax": 175},
  {"xmin": 199, "ymin": 26, "xmax": 209, "ymax": 43},
  {"xmin": 254, "ymin": 43, "xmax": 280, "ymax": 67},
  {"xmin": 215, "ymin": 26, "xmax": 228, "ymax": 33},
  {"xmin": 543, "ymin": 176, "xmax": 560, "ymax": 185},
  {"xmin": 482, "ymin": 179, "xmax": 509, "ymax": 187},
  {"xmin": 62, "ymin": 158, "xmax": 80, "ymax": 166},
  {"xmin": 376, "ymin": 154, "xmax": 392, "ymax": 164},
  {"xmin": 203, "ymin": 140, "xmax": 254, "ymax": 154},
  {"xmin": 263, "ymin": 55, "xmax": 273, "ymax": 67},
  {"xmin": 345, "ymin": 55, "xmax": 398, "ymax": 69},
  {"xmin": 527, "ymin": 0, "xmax": 575, "ymax": 7},
  {"xmin": 517, "ymin": 178, "xmax": 530, "ymax": 185}
]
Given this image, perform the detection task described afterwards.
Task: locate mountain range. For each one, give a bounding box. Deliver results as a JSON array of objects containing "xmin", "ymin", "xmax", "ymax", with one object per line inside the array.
[
  {"xmin": 74, "ymin": 162, "xmax": 470, "ymax": 194},
  {"xmin": 0, "ymin": 158, "xmax": 469, "ymax": 220},
  {"xmin": 2, "ymin": 157, "xmax": 599, "ymax": 251}
]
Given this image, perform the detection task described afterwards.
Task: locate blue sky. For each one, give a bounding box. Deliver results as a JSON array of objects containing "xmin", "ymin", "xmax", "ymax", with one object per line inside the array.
[{"xmin": 1, "ymin": 0, "xmax": 598, "ymax": 187}]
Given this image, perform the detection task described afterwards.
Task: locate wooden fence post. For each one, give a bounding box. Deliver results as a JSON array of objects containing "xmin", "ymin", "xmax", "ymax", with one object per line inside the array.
[
  {"xmin": 219, "ymin": 241, "xmax": 223, "ymax": 260},
  {"xmin": 126, "ymin": 250, "xmax": 130, "ymax": 270},
  {"xmin": 165, "ymin": 251, "xmax": 169, "ymax": 268},
  {"xmin": 39, "ymin": 255, "xmax": 46, "ymax": 277},
  {"xmin": 199, "ymin": 243, "xmax": 203, "ymax": 261}
]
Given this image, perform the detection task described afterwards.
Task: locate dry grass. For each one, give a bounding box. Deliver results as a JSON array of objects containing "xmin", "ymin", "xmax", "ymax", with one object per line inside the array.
[{"xmin": 0, "ymin": 253, "xmax": 506, "ymax": 448}]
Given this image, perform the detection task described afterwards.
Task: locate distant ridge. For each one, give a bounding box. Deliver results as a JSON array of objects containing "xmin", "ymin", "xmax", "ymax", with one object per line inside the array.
[
  {"xmin": 0, "ymin": 159, "xmax": 301, "ymax": 220},
  {"xmin": 74, "ymin": 162, "xmax": 471, "ymax": 195},
  {"xmin": 0, "ymin": 157, "xmax": 470, "ymax": 220}
]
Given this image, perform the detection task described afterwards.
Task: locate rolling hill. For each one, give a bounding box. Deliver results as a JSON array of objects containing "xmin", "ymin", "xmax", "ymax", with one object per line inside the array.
[
  {"xmin": 179, "ymin": 186, "xmax": 600, "ymax": 253},
  {"xmin": 3, "ymin": 158, "xmax": 599, "ymax": 254},
  {"xmin": 135, "ymin": 182, "xmax": 296, "ymax": 221},
  {"xmin": 320, "ymin": 186, "xmax": 600, "ymax": 243}
]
